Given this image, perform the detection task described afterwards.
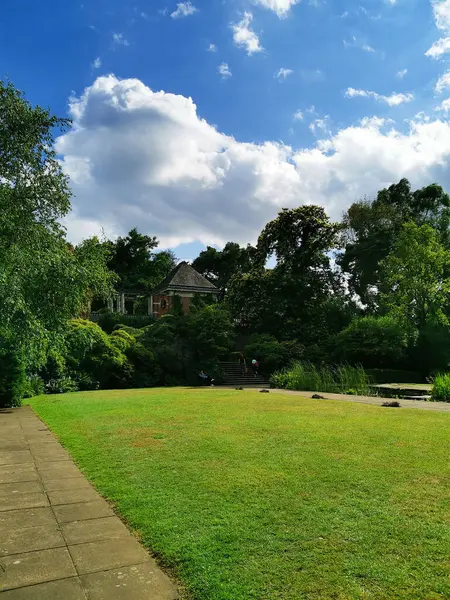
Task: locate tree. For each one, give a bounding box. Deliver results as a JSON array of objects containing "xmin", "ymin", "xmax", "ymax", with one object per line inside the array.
[
  {"xmin": 380, "ymin": 222, "xmax": 450, "ymax": 331},
  {"xmin": 106, "ymin": 228, "xmax": 176, "ymax": 293},
  {"xmin": 339, "ymin": 179, "xmax": 450, "ymax": 306},
  {"xmin": 0, "ymin": 80, "xmax": 115, "ymax": 405},
  {"xmin": 228, "ymin": 206, "xmax": 346, "ymax": 343},
  {"xmin": 334, "ymin": 315, "xmax": 407, "ymax": 369},
  {"xmin": 192, "ymin": 242, "xmax": 255, "ymax": 296}
]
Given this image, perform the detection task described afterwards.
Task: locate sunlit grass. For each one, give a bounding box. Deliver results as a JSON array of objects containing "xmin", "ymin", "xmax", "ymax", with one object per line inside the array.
[{"xmin": 29, "ymin": 388, "xmax": 450, "ymax": 600}]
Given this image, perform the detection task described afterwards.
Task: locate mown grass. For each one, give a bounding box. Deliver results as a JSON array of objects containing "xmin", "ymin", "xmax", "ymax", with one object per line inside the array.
[{"xmin": 29, "ymin": 388, "xmax": 450, "ymax": 600}]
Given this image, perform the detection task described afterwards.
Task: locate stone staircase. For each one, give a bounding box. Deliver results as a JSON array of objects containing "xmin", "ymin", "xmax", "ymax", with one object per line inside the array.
[{"xmin": 219, "ymin": 361, "xmax": 270, "ymax": 388}]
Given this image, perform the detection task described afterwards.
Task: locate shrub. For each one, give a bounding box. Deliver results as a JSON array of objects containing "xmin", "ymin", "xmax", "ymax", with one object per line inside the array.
[
  {"xmin": 0, "ymin": 344, "xmax": 26, "ymax": 408},
  {"xmin": 97, "ymin": 311, "xmax": 155, "ymax": 334},
  {"xmin": 335, "ymin": 315, "xmax": 407, "ymax": 369},
  {"xmin": 45, "ymin": 377, "xmax": 79, "ymax": 394},
  {"xmin": 271, "ymin": 361, "xmax": 370, "ymax": 395},
  {"xmin": 22, "ymin": 375, "xmax": 45, "ymax": 398},
  {"xmin": 244, "ymin": 334, "xmax": 302, "ymax": 375},
  {"xmin": 431, "ymin": 373, "xmax": 450, "ymax": 402}
]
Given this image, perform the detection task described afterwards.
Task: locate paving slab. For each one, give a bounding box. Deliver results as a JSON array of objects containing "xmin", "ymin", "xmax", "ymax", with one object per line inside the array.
[
  {"xmin": 37, "ymin": 462, "xmax": 83, "ymax": 481},
  {"xmin": 68, "ymin": 538, "xmax": 151, "ymax": 574},
  {"xmin": 53, "ymin": 499, "xmax": 115, "ymax": 523},
  {"xmin": 0, "ymin": 507, "xmax": 56, "ymax": 530},
  {"xmin": 0, "ymin": 406, "xmax": 179, "ymax": 599},
  {"xmin": 0, "ymin": 451, "xmax": 33, "ymax": 467},
  {"xmin": 0, "ymin": 492, "xmax": 48, "ymax": 512},
  {"xmin": 0, "ymin": 442, "xmax": 28, "ymax": 452},
  {"xmin": 0, "ymin": 482, "xmax": 43, "ymax": 498},
  {"xmin": 43, "ymin": 477, "xmax": 92, "ymax": 492},
  {"xmin": 0, "ymin": 523, "xmax": 65, "ymax": 557},
  {"xmin": 0, "ymin": 547, "xmax": 76, "ymax": 591},
  {"xmin": 48, "ymin": 486, "xmax": 101, "ymax": 506},
  {"xmin": 0, "ymin": 465, "xmax": 38, "ymax": 484},
  {"xmin": 62, "ymin": 516, "xmax": 129, "ymax": 545},
  {"xmin": 80, "ymin": 563, "xmax": 178, "ymax": 600},
  {"xmin": 0, "ymin": 578, "xmax": 87, "ymax": 600}
]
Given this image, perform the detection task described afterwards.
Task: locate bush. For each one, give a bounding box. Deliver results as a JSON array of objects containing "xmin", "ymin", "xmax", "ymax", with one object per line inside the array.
[
  {"xmin": 335, "ymin": 315, "xmax": 407, "ymax": 369},
  {"xmin": 65, "ymin": 319, "xmax": 131, "ymax": 388},
  {"xmin": 97, "ymin": 311, "xmax": 155, "ymax": 334},
  {"xmin": 22, "ymin": 375, "xmax": 45, "ymax": 398},
  {"xmin": 45, "ymin": 377, "xmax": 79, "ymax": 395},
  {"xmin": 244, "ymin": 334, "xmax": 302, "ymax": 375},
  {"xmin": 0, "ymin": 344, "xmax": 26, "ymax": 408},
  {"xmin": 271, "ymin": 361, "xmax": 370, "ymax": 395},
  {"xmin": 431, "ymin": 373, "xmax": 450, "ymax": 402}
]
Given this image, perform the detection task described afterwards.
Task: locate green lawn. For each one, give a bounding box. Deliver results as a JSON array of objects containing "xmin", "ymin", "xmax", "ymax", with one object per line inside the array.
[{"xmin": 29, "ymin": 389, "xmax": 450, "ymax": 600}]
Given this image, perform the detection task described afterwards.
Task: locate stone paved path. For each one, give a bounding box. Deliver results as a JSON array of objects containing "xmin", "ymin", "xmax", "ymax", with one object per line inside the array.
[
  {"xmin": 0, "ymin": 406, "xmax": 179, "ymax": 599},
  {"xmin": 270, "ymin": 389, "xmax": 450, "ymax": 412}
]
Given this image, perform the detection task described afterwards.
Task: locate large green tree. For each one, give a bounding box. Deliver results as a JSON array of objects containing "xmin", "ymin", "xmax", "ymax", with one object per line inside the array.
[
  {"xmin": 105, "ymin": 228, "xmax": 176, "ymax": 293},
  {"xmin": 339, "ymin": 179, "xmax": 450, "ymax": 306},
  {"xmin": 192, "ymin": 242, "xmax": 255, "ymax": 296},
  {"xmin": 0, "ymin": 80, "xmax": 114, "ymax": 404},
  {"xmin": 228, "ymin": 206, "xmax": 352, "ymax": 343}
]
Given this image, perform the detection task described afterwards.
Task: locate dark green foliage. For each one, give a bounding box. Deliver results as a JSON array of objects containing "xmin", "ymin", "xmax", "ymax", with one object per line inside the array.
[
  {"xmin": 22, "ymin": 375, "xmax": 45, "ymax": 398},
  {"xmin": 105, "ymin": 228, "xmax": 176, "ymax": 294},
  {"xmin": 192, "ymin": 242, "xmax": 255, "ymax": 295},
  {"xmin": 65, "ymin": 319, "xmax": 131, "ymax": 389},
  {"xmin": 339, "ymin": 178, "xmax": 450, "ymax": 306},
  {"xmin": 0, "ymin": 344, "xmax": 26, "ymax": 407},
  {"xmin": 244, "ymin": 334, "xmax": 301, "ymax": 374},
  {"xmin": 45, "ymin": 377, "xmax": 79, "ymax": 395},
  {"xmin": 97, "ymin": 311, "xmax": 155, "ymax": 334},
  {"xmin": 335, "ymin": 315, "xmax": 407, "ymax": 369}
]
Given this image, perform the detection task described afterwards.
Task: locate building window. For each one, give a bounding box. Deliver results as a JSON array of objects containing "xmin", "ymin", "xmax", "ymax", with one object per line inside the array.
[{"xmin": 160, "ymin": 299, "xmax": 167, "ymax": 309}]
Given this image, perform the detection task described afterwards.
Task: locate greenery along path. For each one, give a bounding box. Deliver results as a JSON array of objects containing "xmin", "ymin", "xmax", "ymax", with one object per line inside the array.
[{"xmin": 29, "ymin": 388, "xmax": 450, "ymax": 600}]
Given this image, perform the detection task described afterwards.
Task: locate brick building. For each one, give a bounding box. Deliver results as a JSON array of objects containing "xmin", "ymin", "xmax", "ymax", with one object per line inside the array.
[{"xmin": 150, "ymin": 262, "xmax": 218, "ymax": 318}]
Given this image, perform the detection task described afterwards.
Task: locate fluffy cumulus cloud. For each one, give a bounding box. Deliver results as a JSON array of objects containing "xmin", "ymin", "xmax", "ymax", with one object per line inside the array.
[
  {"xmin": 252, "ymin": 0, "xmax": 300, "ymax": 17},
  {"xmin": 426, "ymin": 37, "xmax": 450, "ymax": 58},
  {"xmin": 345, "ymin": 88, "xmax": 414, "ymax": 106},
  {"xmin": 231, "ymin": 13, "xmax": 263, "ymax": 55},
  {"xmin": 58, "ymin": 75, "xmax": 450, "ymax": 248}
]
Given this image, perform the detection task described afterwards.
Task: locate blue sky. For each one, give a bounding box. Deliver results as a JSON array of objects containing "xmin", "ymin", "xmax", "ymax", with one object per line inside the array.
[{"xmin": 2, "ymin": 0, "xmax": 450, "ymax": 259}]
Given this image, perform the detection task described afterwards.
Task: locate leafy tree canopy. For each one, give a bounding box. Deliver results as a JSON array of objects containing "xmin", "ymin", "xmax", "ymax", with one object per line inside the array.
[{"xmin": 339, "ymin": 178, "xmax": 450, "ymax": 306}]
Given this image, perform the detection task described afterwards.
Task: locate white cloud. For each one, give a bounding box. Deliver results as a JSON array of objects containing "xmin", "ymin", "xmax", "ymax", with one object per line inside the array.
[
  {"xmin": 112, "ymin": 33, "xmax": 129, "ymax": 46},
  {"xmin": 276, "ymin": 68, "xmax": 294, "ymax": 80},
  {"xmin": 293, "ymin": 110, "xmax": 304, "ymax": 121},
  {"xmin": 231, "ymin": 13, "xmax": 263, "ymax": 55},
  {"xmin": 345, "ymin": 88, "xmax": 414, "ymax": 106},
  {"xmin": 208, "ymin": 43, "xmax": 217, "ymax": 52},
  {"xmin": 432, "ymin": 0, "xmax": 450, "ymax": 31},
  {"xmin": 426, "ymin": 37, "xmax": 450, "ymax": 58},
  {"xmin": 396, "ymin": 69, "xmax": 407, "ymax": 79},
  {"xmin": 219, "ymin": 63, "xmax": 232, "ymax": 79},
  {"xmin": 58, "ymin": 75, "xmax": 450, "ymax": 249},
  {"xmin": 251, "ymin": 0, "xmax": 300, "ymax": 17},
  {"xmin": 92, "ymin": 57, "xmax": 102, "ymax": 69},
  {"xmin": 309, "ymin": 117, "xmax": 331, "ymax": 136},
  {"xmin": 436, "ymin": 69, "xmax": 450, "ymax": 92},
  {"xmin": 437, "ymin": 98, "xmax": 450, "ymax": 111},
  {"xmin": 171, "ymin": 2, "xmax": 198, "ymax": 18}
]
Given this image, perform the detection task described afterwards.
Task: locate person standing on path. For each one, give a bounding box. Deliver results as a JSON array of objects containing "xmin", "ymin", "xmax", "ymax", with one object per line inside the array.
[{"xmin": 251, "ymin": 359, "xmax": 259, "ymax": 377}]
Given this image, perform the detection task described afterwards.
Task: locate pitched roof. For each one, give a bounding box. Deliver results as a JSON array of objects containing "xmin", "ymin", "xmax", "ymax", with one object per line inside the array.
[{"xmin": 153, "ymin": 262, "xmax": 218, "ymax": 294}]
